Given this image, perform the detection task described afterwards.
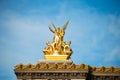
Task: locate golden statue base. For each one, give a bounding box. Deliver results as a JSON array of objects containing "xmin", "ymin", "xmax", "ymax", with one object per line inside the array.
[{"xmin": 44, "ymin": 55, "xmax": 69, "ymax": 60}]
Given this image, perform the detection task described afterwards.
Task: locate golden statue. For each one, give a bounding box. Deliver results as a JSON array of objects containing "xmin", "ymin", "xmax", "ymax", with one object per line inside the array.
[{"xmin": 43, "ymin": 21, "xmax": 73, "ymax": 60}]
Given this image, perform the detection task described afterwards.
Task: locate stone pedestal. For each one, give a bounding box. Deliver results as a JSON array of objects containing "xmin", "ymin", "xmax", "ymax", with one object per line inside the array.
[{"xmin": 38, "ymin": 60, "xmax": 73, "ymax": 65}]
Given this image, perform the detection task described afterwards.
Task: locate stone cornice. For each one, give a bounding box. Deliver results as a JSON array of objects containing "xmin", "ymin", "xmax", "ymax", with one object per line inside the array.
[
  {"xmin": 14, "ymin": 62, "xmax": 120, "ymax": 74},
  {"xmin": 14, "ymin": 63, "xmax": 89, "ymax": 71}
]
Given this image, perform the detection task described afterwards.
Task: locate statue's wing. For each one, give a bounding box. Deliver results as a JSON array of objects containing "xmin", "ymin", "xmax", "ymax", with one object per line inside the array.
[
  {"xmin": 62, "ymin": 21, "xmax": 69, "ymax": 31},
  {"xmin": 49, "ymin": 25, "xmax": 55, "ymax": 33}
]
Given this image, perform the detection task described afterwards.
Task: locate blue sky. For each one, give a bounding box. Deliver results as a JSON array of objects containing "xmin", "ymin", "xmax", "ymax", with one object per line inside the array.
[{"xmin": 0, "ymin": 0, "xmax": 120, "ymax": 79}]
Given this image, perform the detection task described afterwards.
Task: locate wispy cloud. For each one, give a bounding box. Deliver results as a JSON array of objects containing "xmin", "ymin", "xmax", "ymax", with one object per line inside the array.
[
  {"xmin": 105, "ymin": 46, "xmax": 120, "ymax": 62},
  {"xmin": 109, "ymin": 15, "xmax": 120, "ymax": 37}
]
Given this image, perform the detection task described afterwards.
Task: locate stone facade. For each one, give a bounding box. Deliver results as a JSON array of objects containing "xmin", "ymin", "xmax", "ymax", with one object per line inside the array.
[{"xmin": 14, "ymin": 60, "xmax": 120, "ymax": 80}]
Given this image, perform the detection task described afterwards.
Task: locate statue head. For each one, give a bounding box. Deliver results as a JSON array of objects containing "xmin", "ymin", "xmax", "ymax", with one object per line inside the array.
[
  {"xmin": 49, "ymin": 21, "xmax": 69, "ymax": 32},
  {"xmin": 48, "ymin": 21, "xmax": 69, "ymax": 38}
]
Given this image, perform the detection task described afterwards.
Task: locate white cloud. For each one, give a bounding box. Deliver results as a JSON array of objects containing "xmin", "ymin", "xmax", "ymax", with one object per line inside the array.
[
  {"xmin": 109, "ymin": 15, "xmax": 120, "ymax": 37},
  {"xmin": 105, "ymin": 46, "xmax": 120, "ymax": 62}
]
